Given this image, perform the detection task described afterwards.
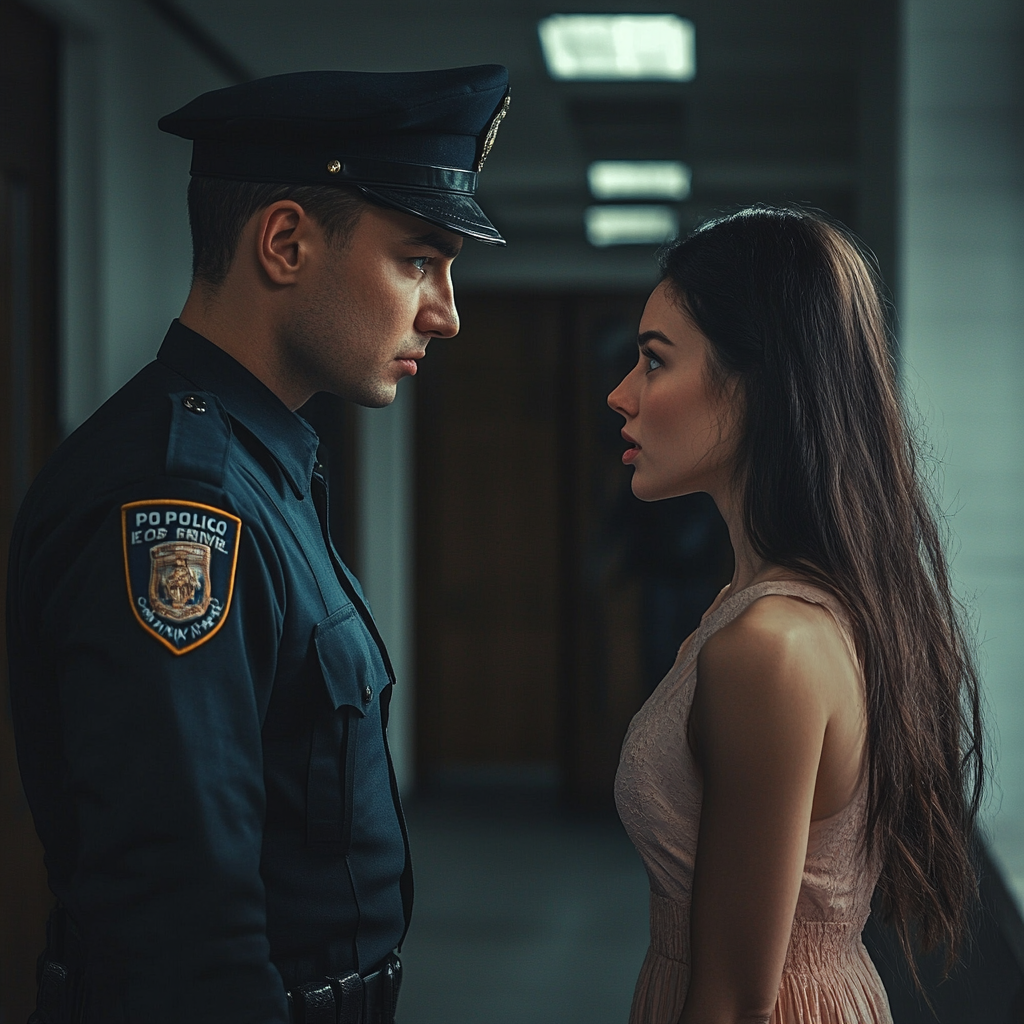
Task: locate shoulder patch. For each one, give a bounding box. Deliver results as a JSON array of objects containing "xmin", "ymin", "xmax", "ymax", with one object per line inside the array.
[{"xmin": 122, "ymin": 500, "xmax": 241, "ymax": 655}]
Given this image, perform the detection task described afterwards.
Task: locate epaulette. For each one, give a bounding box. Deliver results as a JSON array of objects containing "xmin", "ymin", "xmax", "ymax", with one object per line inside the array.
[{"xmin": 165, "ymin": 391, "xmax": 232, "ymax": 487}]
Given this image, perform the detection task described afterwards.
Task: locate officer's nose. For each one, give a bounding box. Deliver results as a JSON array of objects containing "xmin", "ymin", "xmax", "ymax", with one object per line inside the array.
[{"xmin": 416, "ymin": 273, "xmax": 460, "ymax": 339}]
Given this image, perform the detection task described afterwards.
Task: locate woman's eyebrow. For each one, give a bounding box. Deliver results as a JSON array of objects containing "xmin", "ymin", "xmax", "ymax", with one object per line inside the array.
[{"xmin": 638, "ymin": 330, "xmax": 674, "ymax": 347}]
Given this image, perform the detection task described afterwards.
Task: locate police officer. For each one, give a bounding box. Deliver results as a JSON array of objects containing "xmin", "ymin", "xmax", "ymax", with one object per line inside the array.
[{"xmin": 6, "ymin": 65, "xmax": 509, "ymax": 1024}]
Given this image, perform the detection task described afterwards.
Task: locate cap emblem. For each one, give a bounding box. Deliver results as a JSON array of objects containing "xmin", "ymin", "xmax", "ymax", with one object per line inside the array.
[
  {"xmin": 475, "ymin": 91, "xmax": 510, "ymax": 172},
  {"xmin": 327, "ymin": 159, "xmax": 342, "ymax": 174}
]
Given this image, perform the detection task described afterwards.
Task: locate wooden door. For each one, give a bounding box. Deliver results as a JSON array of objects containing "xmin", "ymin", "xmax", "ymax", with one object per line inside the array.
[
  {"xmin": 415, "ymin": 294, "xmax": 564, "ymax": 771},
  {"xmin": 0, "ymin": 2, "xmax": 61, "ymax": 1020},
  {"xmin": 559, "ymin": 295, "xmax": 732, "ymax": 806},
  {"xmin": 414, "ymin": 293, "xmax": 733, "ymax": 804}
]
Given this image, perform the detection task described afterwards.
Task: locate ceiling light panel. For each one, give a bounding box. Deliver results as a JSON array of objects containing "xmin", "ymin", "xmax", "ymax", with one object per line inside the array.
[
  {"xmin": 588, "ymin": 161, "xmax": 691, "ymax": 200},
  {"xmin": 538, "ymin": 15, "xmax": 696, "ymax": 81},
  {"xmin": 585, "ymin": 205, "xmax": 679, "ymax": 247}
]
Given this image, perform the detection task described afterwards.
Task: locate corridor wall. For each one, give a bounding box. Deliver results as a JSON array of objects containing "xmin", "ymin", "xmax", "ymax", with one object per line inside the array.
[{"xmin": 900, "ymin": 0, "xmax": 1024, "ymax": 908}]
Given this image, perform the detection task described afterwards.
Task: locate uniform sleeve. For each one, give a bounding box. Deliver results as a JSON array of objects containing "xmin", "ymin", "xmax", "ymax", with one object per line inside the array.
[{"xmin": 38, "ymin": 484, "xmax": 290, "ymax": 1024}]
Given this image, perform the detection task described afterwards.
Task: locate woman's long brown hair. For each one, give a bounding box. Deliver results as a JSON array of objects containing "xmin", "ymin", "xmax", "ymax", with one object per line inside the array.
[{"xmin": 659, "ymin": 207, "xmax": 984, "ymax": 983}]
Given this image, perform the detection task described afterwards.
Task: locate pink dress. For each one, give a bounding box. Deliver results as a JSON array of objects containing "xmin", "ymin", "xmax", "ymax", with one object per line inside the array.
[{"xmin": 614, "ymin": 580, "xmax": 893, "ymax": 1024}]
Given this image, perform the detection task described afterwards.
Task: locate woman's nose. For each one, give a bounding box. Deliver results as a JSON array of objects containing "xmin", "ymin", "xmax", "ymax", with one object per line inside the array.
[{"xmin": 607, "ymin": 373, "xmax": 636, "ymax": 418}]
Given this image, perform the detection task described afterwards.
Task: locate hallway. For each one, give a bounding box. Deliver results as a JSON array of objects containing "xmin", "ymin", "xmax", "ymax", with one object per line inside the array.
[
  {"xmin": 398, "ymin": 773, "xmax": 650, "ymax": 1024},
  {"xmin": 397, "ymin": 773, "xmax": 1024, "ymax": 1024}
]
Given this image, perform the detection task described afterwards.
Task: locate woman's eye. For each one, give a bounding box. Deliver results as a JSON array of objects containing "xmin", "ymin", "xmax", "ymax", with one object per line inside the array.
[{"xmin": 644, "ymin": 353, "xmax": 663, "ymax": 372}]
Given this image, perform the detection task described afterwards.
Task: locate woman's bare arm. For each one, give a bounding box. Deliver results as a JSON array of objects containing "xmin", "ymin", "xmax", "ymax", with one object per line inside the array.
[{"xmin": 680, "ymin": 596, "xmax": 837, "ymax": 1024}]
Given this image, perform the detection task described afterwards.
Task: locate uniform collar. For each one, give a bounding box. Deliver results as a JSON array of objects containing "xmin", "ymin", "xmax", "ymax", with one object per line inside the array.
[{"xmin": 157, "ymin": 319, "xmax": 319, "ymax": 497}]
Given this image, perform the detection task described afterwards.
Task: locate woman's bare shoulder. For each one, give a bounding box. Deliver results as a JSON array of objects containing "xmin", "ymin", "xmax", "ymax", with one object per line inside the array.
[
  {"xmin": 703, "ymin": 590, "xmax": 843, "ymax": 669},
  {"xmin": 695, "ymin": 593, "xmax": 857, "ymax": 723}
]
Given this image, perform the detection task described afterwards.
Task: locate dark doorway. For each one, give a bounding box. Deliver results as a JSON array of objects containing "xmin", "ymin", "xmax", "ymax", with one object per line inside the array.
[
  {"xmin": 413, "ymin": 292, "xmax": 734, "ymax": 802},
  {"xmin": 557, "ymin": 294, "xmax": 733, "ymax": 807},
  {"xmin": 0, "ymin": 2, "xmax": 61, "ymax": 1021},
  {"xmin": 415, "ymin": 294, "xmax": 565, "ymax": 774}
]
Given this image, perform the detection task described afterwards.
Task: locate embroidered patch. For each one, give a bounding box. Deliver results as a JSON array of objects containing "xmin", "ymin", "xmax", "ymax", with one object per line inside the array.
[{"xmin": 122, "ymin": 500, "xmax": 241, "ymax": 655}]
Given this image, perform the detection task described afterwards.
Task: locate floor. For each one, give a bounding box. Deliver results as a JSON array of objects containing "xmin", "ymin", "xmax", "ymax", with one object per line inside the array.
[
  {"xmin": 397, "ymin": 773, "xmax": 650, "ymax": 1024},
  {"xmin": 397, "ymin": 773, "xmax": 1024, "ymax": 1024}
]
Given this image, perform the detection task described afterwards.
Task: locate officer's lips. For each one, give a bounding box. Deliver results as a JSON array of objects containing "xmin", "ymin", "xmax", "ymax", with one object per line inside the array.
[{"xmin": 395, "ymin": 351, "xmax": 425, "ymax": 376}]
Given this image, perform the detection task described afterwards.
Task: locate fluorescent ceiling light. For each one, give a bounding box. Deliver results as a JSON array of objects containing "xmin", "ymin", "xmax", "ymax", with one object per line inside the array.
[
  {"xmin": 538, "ymin": 14, "xmax": 695, "ymax": 81},
  {"xmin": 585, "ymin": 205, "xmax": 679, "ymax": 247},
  {"xmin": 588, "ymin": 161, "xmax": 692, "ymax": 201}
]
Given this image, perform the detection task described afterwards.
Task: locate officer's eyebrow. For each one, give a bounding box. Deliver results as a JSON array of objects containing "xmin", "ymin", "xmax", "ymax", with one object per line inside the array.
[{"xmin": 405, "ymin": 231, "xmax": 463, "ymax": 260}]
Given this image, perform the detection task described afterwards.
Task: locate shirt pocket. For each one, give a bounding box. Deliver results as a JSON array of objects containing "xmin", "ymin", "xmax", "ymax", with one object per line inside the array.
[
  {"xmin": 306, "ymin": 604, "xmax": 385, "ymax": 848},
  {"xmin": 314, "ymin": 602, "xmax": 386, "ymax": 714}
]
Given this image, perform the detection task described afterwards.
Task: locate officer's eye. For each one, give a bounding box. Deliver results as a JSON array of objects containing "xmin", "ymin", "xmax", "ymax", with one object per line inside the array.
[{"xmin": 410, "ymin": 256, "xmax": 430, "ymax": 273}]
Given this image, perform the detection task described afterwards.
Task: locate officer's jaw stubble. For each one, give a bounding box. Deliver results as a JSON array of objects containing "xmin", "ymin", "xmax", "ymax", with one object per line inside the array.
[{"xmin": 277, "ymin": 205, "xmax": 462, "ymax": 410}]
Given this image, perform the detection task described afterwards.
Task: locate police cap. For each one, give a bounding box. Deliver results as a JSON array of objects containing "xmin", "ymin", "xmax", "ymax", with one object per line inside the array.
[{"xmin": 159, "ymin": 65, "xmax": 510, "ymax": 245}]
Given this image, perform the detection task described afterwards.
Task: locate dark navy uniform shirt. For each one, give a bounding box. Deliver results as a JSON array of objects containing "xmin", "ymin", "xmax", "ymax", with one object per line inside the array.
[{"xmin": 7, "ymin": 320, "xmax": 410, "ymax": 1023}]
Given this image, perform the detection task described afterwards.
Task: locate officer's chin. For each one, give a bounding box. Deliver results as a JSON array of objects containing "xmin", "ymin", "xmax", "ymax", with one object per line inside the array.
[{"xmin": 359, "ymin": 383, "xmax": 399, "ymax": 410}]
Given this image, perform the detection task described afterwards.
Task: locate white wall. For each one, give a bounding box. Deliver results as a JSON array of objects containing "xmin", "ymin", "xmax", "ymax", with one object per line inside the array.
[
  {"xmin": 28, "ymin": 0, "xmax": 229, "ymax": 431},
  {"xmin": 900, "ymin": 0, "xmax": 1024, "ymax": 905}
]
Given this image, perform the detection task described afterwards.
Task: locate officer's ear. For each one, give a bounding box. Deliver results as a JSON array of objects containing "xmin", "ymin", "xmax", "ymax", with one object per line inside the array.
[{"xmin": 255, "ymin": 200, "xmax": 318, "ymax": 286}]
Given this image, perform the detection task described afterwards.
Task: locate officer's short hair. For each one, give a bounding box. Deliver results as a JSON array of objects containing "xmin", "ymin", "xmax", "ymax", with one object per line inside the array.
[{"xmin": 187, "ymin": 176, "xmax": 367, "ymax": 288}]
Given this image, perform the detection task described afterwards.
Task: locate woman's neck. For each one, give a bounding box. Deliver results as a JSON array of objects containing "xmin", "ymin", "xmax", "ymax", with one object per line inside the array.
[{"xmin": 712, "ymin": 480, "xmax": 787, "ymax": 593}]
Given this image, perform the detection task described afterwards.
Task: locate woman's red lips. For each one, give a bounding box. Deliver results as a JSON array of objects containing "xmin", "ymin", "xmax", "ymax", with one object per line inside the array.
[{"xmin": 622, "ymin": 431, "xmax": 641, "ymax": 464}]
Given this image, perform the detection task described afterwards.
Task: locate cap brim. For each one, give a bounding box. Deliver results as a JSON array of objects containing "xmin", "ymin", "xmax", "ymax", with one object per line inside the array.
[{"xmin": 357, "ymin": 185, "xmax": 505, "ymax": 246}]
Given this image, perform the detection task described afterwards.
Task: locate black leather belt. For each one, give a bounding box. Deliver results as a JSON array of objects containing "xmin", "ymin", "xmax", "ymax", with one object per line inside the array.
[{"xmin": 287, "ymin": 953, "xmax": 401, "ymax": 1024}]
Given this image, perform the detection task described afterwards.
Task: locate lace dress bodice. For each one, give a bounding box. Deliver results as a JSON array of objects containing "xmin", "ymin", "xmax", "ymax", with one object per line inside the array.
[{"xmin": 614, "ymin": 580, "xmax": 893, "ymax": 1024}]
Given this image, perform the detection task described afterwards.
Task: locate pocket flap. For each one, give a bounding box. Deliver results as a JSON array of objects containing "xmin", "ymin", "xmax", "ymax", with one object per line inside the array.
[{"xmin": 314, "ymin": 604, "xmax": 386, "ymax": 715}]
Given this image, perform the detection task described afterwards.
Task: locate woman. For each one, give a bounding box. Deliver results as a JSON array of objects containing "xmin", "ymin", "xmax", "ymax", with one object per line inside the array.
[{"xmin": 609, "ymin": 207, "xmax": 983, "ymax": 1024}]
